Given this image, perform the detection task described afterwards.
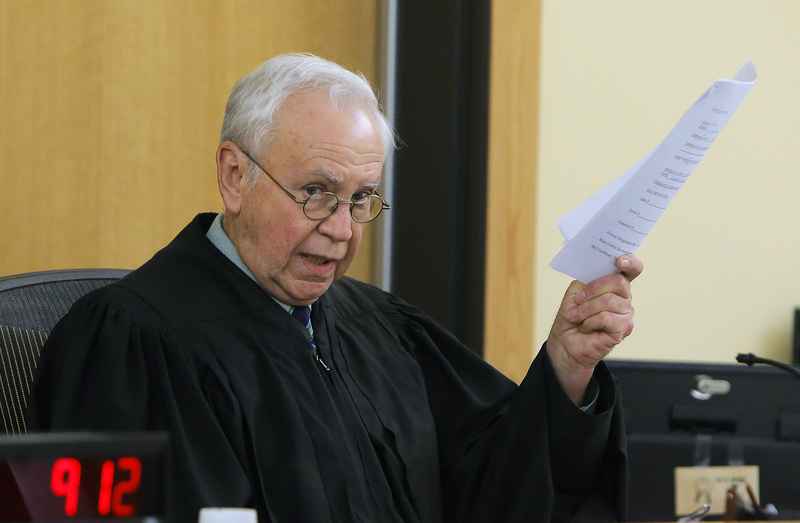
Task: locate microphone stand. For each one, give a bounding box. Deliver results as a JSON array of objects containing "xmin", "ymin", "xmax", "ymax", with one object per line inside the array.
[{"xmin": 736, "ymin": 352, "xmax": 800, "ymax": 380}]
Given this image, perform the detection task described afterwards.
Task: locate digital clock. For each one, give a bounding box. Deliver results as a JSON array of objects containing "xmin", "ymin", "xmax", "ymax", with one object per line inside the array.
[{"xmin": 0, "ymin": 432, "xmax": 169, "ymax": 522}]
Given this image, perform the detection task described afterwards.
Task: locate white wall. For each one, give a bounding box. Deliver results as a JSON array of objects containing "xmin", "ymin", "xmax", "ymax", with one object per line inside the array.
[{"xmin": 535, "ymin": 1, "xmax": 800, "ymax": 363}]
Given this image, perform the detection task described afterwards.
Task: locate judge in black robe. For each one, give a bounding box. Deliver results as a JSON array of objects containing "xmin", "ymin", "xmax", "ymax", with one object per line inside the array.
[
  {"xmin": 29, "ymin": 213, "xmax": 628, "ymax": 522},
  {"xmin": 27, "ymin": 53, "xmax": 641, "ymax": 522}
]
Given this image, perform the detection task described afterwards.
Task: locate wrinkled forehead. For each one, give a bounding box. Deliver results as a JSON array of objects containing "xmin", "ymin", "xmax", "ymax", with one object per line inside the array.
[
  {"xmin": 272, "ymin": 92, "xmax": 383, "ymax": 160},
  {"xmin": 264, "ymin": 89, "xmax": 383, "ymax": 157}
]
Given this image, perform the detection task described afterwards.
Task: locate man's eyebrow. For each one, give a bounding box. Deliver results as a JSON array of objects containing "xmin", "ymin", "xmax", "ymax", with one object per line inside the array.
[
  {"xmin": 309, "ymin": 169, "xmax": 344, "ymax": 184},
  {"xmin": 308, "ymin": 169, "xmax": 382, "ymax": 189}
]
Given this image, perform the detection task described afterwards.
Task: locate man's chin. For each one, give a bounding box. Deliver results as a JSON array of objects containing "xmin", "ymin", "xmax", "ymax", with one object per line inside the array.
[{"xmin": 281, "ymin": 280, "xmax": 333, "ymax": 306}]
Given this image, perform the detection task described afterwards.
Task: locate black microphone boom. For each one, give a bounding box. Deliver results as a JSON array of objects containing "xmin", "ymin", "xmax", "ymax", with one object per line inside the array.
[{"xmin": 736, "ymin": 352, "xmax": 800, "ymax": 380}]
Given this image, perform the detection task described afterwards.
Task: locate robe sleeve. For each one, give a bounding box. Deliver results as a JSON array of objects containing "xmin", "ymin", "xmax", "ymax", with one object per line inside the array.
[
  {"xmin": 25, "ymin": 287, "xmax": 254, "ymax": 523},
  {"xmin": 374, "ymin": 291, "xmax": 628, "ymax": 522}
]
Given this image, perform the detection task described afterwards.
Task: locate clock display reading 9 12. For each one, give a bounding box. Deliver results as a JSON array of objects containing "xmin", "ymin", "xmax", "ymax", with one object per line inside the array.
[{"xmin": 0, "ymin": 433, "xmax": 167, "ymax": 522}]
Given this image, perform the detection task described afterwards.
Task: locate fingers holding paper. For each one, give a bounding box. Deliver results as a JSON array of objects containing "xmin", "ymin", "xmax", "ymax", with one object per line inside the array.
[{"xmin": 546, "ymin": 254, "xmax": 643, "ymax": 405}]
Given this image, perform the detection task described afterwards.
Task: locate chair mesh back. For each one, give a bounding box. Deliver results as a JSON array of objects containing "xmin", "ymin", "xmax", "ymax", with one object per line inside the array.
[{"xmin": 0, "ymin": 269, "xmax": 129, "ymax": 435}]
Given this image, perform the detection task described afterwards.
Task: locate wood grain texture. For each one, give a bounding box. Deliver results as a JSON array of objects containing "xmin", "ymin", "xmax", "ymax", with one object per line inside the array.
[
  {"xmin": 484, "ymin": 0, "xmax": 541, "ymax": 382},
  {"xmin": 0, "ymin": 0, "xmax": 378, "ymax": 282}
]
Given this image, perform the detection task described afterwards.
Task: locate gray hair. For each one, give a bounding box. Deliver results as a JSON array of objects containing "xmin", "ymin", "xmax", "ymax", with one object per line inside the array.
[{"xmin": 220, "ymin": 53, "xmax": 395, "ymax": 185}]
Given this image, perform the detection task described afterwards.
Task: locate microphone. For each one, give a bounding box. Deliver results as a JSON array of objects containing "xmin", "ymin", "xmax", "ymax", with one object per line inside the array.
[{"xmin": 736, "ymin": 352, "xmax": 800, "ymax": 380}]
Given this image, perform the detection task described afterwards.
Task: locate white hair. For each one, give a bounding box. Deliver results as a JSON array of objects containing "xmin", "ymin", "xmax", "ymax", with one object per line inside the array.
[{"xmin": 220, "ymin": 53, "xmax": 395, "ymax": 185}]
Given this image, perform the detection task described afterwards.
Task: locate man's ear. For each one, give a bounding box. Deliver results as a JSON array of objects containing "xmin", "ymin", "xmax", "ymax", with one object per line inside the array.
[{"xmin": 217, "ymin": 141, "xmax": 247, "ymax": 215}]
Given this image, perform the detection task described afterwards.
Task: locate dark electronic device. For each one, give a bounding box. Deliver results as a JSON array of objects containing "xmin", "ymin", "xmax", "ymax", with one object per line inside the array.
[
  {"xmin": 606, "ymin": 358, "xmax": 800, "ymax": 521},
  {"xmin": 0, "ymin": 432, "xmax": 170, "ymax": 522}
]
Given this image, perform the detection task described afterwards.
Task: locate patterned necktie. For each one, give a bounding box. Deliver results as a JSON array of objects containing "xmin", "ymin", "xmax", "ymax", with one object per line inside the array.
[
  {"xmin": 289, "ymin": 305, "xmax": 313, "ymax": 343},
  {"xmin": 289, "ymin": 305, "xmax": 328, "ymax": 370}
]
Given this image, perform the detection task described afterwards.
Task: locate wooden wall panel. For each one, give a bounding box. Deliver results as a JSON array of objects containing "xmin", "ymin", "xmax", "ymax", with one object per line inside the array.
[
  {"xmin": 484, "ymin": 0, "xmax": 541, "ymax": 382},
  {"xmin": 0, "ymin": 0, "xmax": 378, "ymax": 281}
]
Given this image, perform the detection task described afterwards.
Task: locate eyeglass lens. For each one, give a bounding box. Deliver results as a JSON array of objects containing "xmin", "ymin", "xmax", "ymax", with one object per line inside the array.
[{"xmin": 304, "ymin": 193, "xmax": 384, "ymax": 223}]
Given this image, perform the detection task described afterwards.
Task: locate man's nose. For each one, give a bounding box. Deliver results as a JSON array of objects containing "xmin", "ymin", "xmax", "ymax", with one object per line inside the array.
[{"xmin": 317, "ymin": 203, "xmax": 353, "ymax": 241}]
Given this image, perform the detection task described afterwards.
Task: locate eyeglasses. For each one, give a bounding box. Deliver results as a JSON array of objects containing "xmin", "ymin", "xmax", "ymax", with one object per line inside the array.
[{"xmin": 239, "ymin": 148, "xmax": 390, "ymax": 224}]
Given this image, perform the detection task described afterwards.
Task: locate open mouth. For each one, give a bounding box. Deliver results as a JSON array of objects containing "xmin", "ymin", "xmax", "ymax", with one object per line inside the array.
[{"xmin": 303, "ymin": 254, "xmax": 333, "ymax": 266}]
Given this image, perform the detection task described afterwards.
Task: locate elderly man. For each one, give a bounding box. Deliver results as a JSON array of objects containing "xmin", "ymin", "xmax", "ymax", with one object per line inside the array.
[{"xmin": 28, "ymin": 53, "xmax": 642, "ymax": 522}]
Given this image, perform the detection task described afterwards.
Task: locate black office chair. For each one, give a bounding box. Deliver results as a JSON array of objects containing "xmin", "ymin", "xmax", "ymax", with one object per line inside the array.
[{"xmin": 0, "ymin": 269, "xmax": 130, "ymax": 435}]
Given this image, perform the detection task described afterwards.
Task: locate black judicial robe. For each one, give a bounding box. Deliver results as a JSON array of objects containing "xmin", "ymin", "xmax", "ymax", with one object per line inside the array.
[{"xmin": 27, "ymin": 213, "xmax": 628, "ymax": 522}]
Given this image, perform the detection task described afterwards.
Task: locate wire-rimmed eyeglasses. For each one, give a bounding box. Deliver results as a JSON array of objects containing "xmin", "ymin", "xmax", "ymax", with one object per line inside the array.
[{"xmin": 239, "ymin": 148, "xmax": 390, "ymax": 224}]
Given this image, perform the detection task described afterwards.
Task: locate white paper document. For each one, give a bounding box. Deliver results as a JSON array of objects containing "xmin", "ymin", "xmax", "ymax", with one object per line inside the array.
[{"xmin": 549, "ymin": 61, "xmax": 758, "ymax": 283}]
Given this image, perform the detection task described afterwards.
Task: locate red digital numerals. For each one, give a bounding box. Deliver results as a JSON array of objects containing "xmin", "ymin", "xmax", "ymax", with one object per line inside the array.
[
  {"xmin": 50, "ymin": 458, "xmax": 81, "ymax": 517},
  {"xmin": 50, "ymin": 457, "xmax": 142, "ymax": 517}
]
